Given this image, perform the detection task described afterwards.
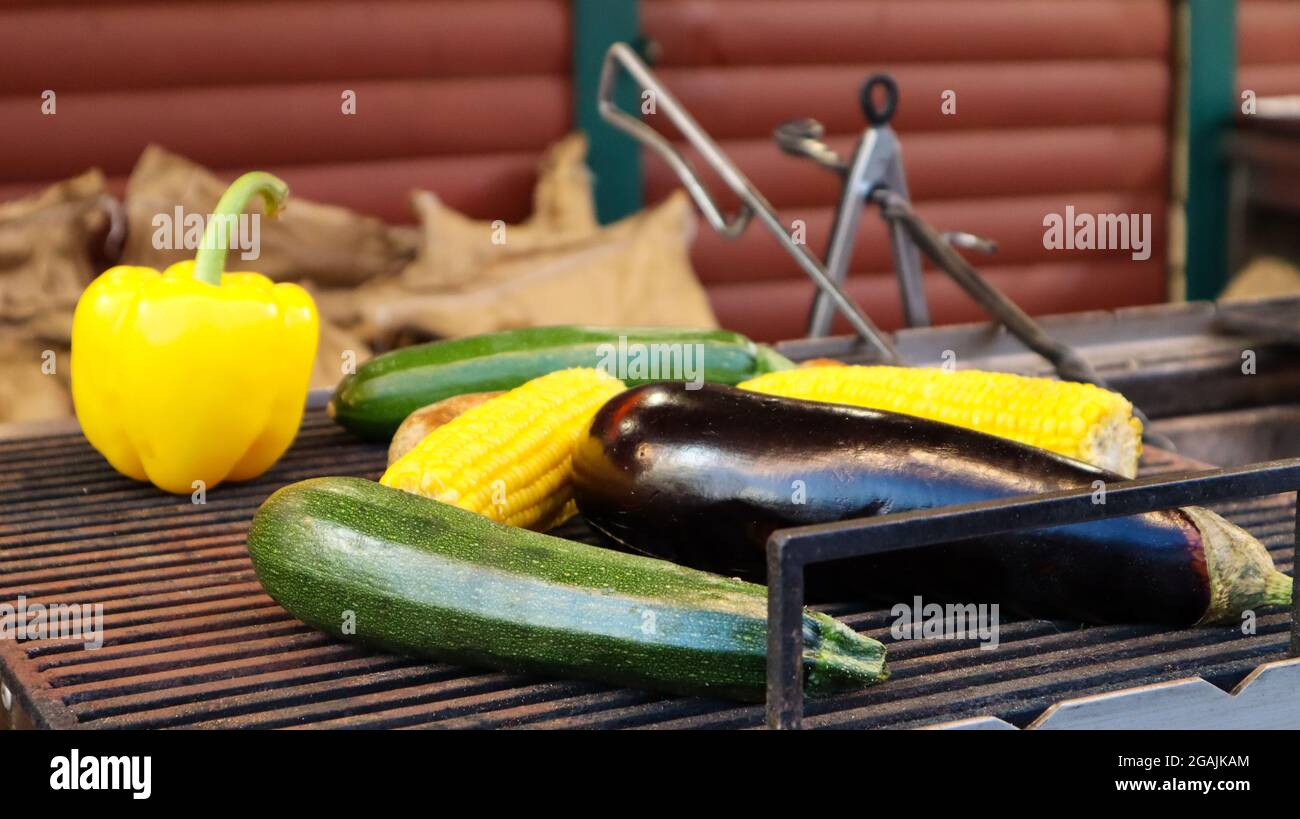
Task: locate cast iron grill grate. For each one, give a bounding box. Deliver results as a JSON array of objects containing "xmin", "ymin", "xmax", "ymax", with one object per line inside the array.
[{"xmin": 0, "ymin": 409, "xmax": 1294, "ymax": 729}]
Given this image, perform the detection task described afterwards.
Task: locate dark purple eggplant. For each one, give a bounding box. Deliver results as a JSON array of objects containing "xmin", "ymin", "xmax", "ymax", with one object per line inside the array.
[{"xmin": 572, "ymin": 383, "xmax": 1292, "ymax": 625}]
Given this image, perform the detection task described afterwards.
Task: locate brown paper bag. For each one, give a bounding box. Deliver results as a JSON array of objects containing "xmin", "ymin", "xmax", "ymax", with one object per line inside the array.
[
  {"xmin": 0, "ymin": 169, "xmax": 111, "ymax": 332},
  {"xmin": 0, "ymin": 171, "xmax": 115, "ymax": 423},
  {"xmin": 360, "ymin": 191, "xmax": 716, "ymax": 339},
  {"xmin": 400, "ymin": 133, "xmax": 600, "ymax": 292},
  {"xmin": 0, "ymin": 340, "xmax": 71, "ymax": 424}
]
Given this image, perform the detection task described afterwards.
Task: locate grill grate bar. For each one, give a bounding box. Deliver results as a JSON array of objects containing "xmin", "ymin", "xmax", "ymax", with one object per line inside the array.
[
  {"xmin": 2, "ymin": 543, "xmax": 251, "ymax": 589},
  {"xmin": 45, "ymin": 631, "xmax": 344, "ymax": 689},
  {"xmin": 51, "ymin": 642, "xmax": 372, "ymax": 706},
  {"xmin": 1, "ymin": 533, "xmax": 253, "ymax": 573},
  {"xmin": 24, "ymin": 597, "xmax": 288, "ymax": 658},
  {"xmin": 0, "ymin": 414, "xmax": 340, "ymax": 464},
  {"xmin": 1, "ymin": 557, "xmax": 257, "ymax": 601},
  {"xmin": 196, "ymin": 674, "xmax": 587, "ymax": 730},
  {"xmin": 428, "ymin": 689, "xmax": 671, "ymax": 731},
  {"xmin": 33, "ymin": 613, "xmax": 307, "ymax": 672},
  {"xmin": 1, "ymin": 427, "xmax": 365, "ymax": 480},
  {"xmin": 0, "ymin": 459, "xmax": 383, "ymax": 522},
  {"xmin": 280, "ymin": 678, "xmax": 625, "ymax": 731},
  {"xmin": 1, "ymin": 572, "xmax": 260, "ymax": 614},
  {"xmin": 77, "ymin": 659, "xmax": 436, "ymax": 727}
]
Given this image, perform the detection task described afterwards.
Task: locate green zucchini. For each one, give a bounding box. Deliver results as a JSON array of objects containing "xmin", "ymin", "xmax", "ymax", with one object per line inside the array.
[
  {"xmin": 328, "ymin": 325, "xmax": 795, "ymax": 440},
  {"xmin": 246, "ymin": 477, "xmax": 886, "ymax": 701}
]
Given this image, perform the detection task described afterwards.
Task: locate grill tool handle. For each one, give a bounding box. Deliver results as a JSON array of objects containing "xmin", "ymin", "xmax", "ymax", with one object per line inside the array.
[{"xmin": 596, "ymin": 42, "xmax": 900, "ymax": 362}]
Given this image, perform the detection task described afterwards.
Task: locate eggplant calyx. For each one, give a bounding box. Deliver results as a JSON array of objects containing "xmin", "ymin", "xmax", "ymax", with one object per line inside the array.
[
  {"xmin": 1187, "ymin": 506, "xmax": 1294, "ymax": 625},
  {"xmin": 802, "ymin": 612, "xmax": 889, "ymax": 697}
]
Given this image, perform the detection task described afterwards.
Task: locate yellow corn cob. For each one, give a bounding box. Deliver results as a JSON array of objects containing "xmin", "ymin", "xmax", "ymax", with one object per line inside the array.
[
  {"xmin": 381, "ymin": 368, "xmax": 626, "ymax": 530},
  {"xmin": 739, "ymin": 365, "xmax": 1143, "ymax": 477}
]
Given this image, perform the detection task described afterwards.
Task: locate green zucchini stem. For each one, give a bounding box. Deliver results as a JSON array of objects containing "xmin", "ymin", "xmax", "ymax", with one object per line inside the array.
[{"xmin": 803, "ymin": 611, "xmax": 889, "ymax": 697}]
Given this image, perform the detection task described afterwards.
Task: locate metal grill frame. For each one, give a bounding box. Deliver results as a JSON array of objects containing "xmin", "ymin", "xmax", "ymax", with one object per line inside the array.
[{"xmin": 765, "ymin": 459, "xmax": 1300, "ymax": 728}]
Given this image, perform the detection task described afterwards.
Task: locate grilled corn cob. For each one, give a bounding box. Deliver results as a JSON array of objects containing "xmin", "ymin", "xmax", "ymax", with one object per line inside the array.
[
  {"xmin": 739, "ymin": 365, "xmax": 1142, "ymax": 477},
  {"xmin": 381, "ymin": 367, "xmax": 626, "ymax": 530}
]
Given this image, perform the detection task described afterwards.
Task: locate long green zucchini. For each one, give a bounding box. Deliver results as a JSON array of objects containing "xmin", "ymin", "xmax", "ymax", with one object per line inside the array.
[
  {"xmin": 246, "ymin": 477, "xmax": 886, "ymax": 701},
  {"xmin": 328, "ymin": 325, "xmax": 795, "ymax": 440}
]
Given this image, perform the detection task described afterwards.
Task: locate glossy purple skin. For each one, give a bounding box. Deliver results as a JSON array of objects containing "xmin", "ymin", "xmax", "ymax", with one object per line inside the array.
[{"xmin": 573, "ymin": 383, "xmax": 1211, "ymax": 624}]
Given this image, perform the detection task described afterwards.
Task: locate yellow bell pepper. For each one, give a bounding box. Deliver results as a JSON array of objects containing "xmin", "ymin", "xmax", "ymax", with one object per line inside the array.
[{"xmin": 71, "ymin": 172, "xmax": 319, "ymax": 494}]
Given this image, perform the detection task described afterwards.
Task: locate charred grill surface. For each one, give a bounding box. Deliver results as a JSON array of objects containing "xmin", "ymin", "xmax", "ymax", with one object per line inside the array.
[{"xmin": 0, "ymin": 407, "xmax": 1294, "ymax": 730}]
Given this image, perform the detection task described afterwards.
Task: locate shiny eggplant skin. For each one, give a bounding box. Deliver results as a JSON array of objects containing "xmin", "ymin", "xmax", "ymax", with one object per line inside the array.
[{"xmin": 572, "ymin": 383, "xmax": 1215, "ymax": 624}]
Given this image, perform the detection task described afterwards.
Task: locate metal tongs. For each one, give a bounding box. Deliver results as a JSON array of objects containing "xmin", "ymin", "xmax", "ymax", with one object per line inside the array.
[
  {"xmin": 596, "ymin": 43, "xmax": 898, "ymax": 362},
  {"xmin": 597, "ymin": 42, "xmax": 1170, "ymax": 446}
]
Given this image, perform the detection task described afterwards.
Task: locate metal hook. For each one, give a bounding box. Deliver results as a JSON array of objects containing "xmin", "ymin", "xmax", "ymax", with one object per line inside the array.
[
  {"xmin": 773, "ymin": 118, "xmax": 847, "ymax": 174},
  {"xmin": 859, "ymin": 74, "xmax": 900, "ymax": 127}
]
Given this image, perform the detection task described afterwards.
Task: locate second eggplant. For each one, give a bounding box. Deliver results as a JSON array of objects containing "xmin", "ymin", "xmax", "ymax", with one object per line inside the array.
[{"xmin": 572, "ymin": 383, "xmax": 1292, "ymax": 625}]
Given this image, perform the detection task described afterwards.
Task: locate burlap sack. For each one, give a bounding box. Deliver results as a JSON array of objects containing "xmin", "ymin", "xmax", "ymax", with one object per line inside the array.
[
  {"xmin": 0, "ymin": 171, "xmax": 115, "ymax": 424},
  {"xmin": 295, "ymin": 280, "xmax": 374, "ymax": 390},
  {"xmin": 1222, "ymin": 256, "xmax": 1300, "ymax": 301},
  {"xmin": 357, "ymin": 191, "xmax": 717, "ymax": 339},
  {"xmin": 120, "ymin": 144, "xmax": 417, "ymax": 287},
  {"xmin": 0, "ymin": 340, "xmax": 71, "ymax": 424},
  {"xmin": 401, "ymin": 133, "xmax": 599, "ymax": 291},
  {"xmin": 0, "ymin": 169, "xmax": 113, "ymax": 340},
  {"xmin": 531, "ymin": 132, "xmax": 599, "ymax": 235}
]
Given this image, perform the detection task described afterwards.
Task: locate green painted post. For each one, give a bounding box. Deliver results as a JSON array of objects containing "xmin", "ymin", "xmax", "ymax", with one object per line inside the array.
[
  {"xmin": 573, "ymin": 0, "xmax": 642, "ymax": 224},
  {"xmin": 1185, "ymin": 0, "xmax": 1238, "ymax": 300}
]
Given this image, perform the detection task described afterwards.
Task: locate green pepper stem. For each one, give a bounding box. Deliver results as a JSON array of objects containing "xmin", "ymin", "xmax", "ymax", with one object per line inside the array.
[{"xmin": 192, "ymin": 171, "xmax": 289, "ymax": 285}]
